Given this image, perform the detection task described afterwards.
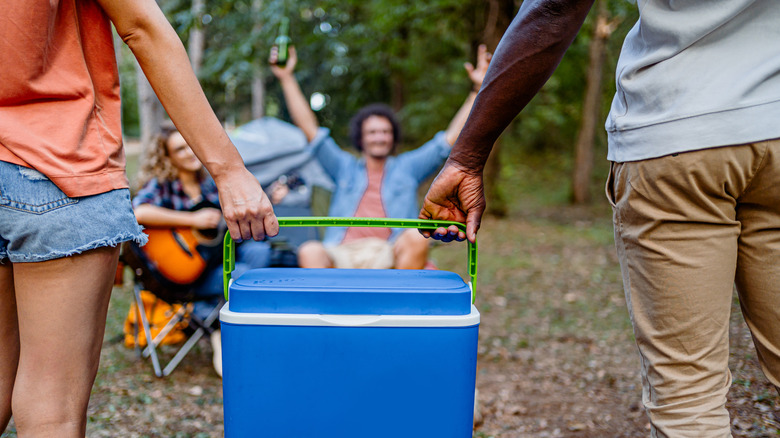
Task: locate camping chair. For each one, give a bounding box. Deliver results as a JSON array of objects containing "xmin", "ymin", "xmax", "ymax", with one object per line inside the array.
[
  {"xmin": 121, "ymin": 236, "xmax": 224, "ymax": 377},
  {"xmin": 229, "ymin": 117, "xmax": 335, "ymax": 203}
]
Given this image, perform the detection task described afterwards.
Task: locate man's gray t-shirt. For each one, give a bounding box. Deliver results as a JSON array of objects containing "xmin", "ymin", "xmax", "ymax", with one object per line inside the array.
[{"xmin": 606, "ymin": 0, "xmax": 780, "ymax": 162}]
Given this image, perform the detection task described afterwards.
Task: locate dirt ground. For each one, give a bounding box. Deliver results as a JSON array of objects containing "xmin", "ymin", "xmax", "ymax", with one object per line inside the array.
[{"xmin": 3, "ymin": 213, "xmax": 778, "ymax": 438}]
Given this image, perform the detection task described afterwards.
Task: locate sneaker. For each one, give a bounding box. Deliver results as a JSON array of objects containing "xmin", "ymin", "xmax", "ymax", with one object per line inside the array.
[{"xmin": 211, "ymin": 329, "xmax": 222, "ymax": 378}]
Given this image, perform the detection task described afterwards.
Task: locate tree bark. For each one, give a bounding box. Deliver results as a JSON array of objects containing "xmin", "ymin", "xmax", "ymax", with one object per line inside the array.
[
  {"xmin": 136, "ymin": 0, "xmax": 169, "ymax": 156},
  {"xmin": 251, "ymin": 0, "xmax": 265, "ymax": 119},
  {"xmin": 480, "ymin": 0, "xmax": 514, "ymax": 218},
  {"xmin": 571, "ymin": 0, "xmax": 612, "ymax": 204},
  {"xmin": 136, "ymin": 60, "xmax": 163, "ymax": 157},
  {"xmin": 391, "ymin": 75, "xmax": 405, "ymax": 114},
  {"xmin": 188, "ymin": 0, "xmax": 205, "ymax": 76},
  {"xmin": 390, "ymin": 24, "xmax": 409, "ymax": 113},
  {"xmin": 251, "ymin": 74, "xmax": 265, "ymax": 120}
]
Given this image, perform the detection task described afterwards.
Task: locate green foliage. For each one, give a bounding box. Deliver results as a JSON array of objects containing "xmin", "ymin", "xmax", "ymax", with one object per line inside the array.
[
  {"xmin": 118, "ymin": 0, "xmax": 639, "ymax": 200},
  {"xmin": 265, "ymin": 0, "xmax": 478, "ymax": 147},
  {"xmin": 131, "ymin": 0, "xmax": 507, "ymax": 148}
]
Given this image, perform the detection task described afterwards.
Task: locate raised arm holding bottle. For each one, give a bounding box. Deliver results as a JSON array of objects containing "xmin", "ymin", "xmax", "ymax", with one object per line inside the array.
[{"xmin": 269, "ymin": 42, "xmax": 490, "ymax": 270}]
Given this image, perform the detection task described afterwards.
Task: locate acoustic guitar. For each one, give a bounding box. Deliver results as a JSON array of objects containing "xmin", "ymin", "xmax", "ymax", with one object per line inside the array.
[
  {"xmin": 139, "ymin": 199, "xmax": 226, "ymax": 285},
  {"xmin": 140, "ymin": 226, "xmax": 223, "ymax": 285}
]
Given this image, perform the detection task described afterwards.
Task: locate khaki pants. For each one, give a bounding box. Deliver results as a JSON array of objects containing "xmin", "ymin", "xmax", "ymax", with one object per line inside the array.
[{"xmin": 606, "ymin": 139, "xmax": 780, "ymax": 438}]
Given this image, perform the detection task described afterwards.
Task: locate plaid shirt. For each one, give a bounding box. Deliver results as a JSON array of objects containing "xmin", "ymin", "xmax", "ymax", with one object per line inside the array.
[{"xmin": 132, "ymin": 176, "xmax": 219, "ymax": 211}]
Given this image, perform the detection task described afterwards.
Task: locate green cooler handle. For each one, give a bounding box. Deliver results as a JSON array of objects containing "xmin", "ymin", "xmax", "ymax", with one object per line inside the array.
[{"xmin": 223, "ymin": 217, "xmax": 478, "ymax": 303}]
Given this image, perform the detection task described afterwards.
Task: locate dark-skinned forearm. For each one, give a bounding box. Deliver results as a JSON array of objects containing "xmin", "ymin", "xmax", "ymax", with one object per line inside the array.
[{"xmin": 448, "ymin": 0, "xmax": 595, "ymax": 173}]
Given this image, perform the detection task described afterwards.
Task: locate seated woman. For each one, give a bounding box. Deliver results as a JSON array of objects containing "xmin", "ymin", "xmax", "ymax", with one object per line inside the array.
[{"xmin": 132, "ymin": 123, "xmax": 271, "ymax": 376}]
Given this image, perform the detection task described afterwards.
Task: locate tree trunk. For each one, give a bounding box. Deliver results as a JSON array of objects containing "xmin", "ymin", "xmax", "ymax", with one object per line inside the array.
[
  {"xmin": 251, "ymin": 74, "xmax": 265, "ymax": 120},
  {"xmin": 136, "ymin": 61, "xmax": 163, "ymax": 157},
  {"xmin": 188, "ymin": 0, "xmax": 206, "ymax": 76},
  {"xmin": 571, "ymin": 0, "xmax": 611, "ymax": 204},
  {"xmin": 391, "ymin": 75, "xmax": 405, "ymax": 114},
  {"xmin": 390, "ymin": 24, "xmax": 409, "ymax": 113},
  {"xmin": 251, "ymin": 0, "xmax": 265, "ymax": 119},
  {"xmin": 136, "ymin": 0, "xmax": 169, "ymax": 156},
  {"xmin": 480, "ymin": 0, "xmax": 514, "ymax": 218},
  {"xmin": 225, "ymin": 79, "xmax": 237, "ymax": 130}
]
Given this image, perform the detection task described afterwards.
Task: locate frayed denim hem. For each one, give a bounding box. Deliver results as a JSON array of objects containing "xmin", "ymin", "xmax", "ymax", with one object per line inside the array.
[{"xmin": 8, "ymin": 231, "xmax": 148, "ymax": 263}]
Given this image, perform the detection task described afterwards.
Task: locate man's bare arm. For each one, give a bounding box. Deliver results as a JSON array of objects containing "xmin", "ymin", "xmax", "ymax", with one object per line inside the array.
[
  {"xmin": 449, "ymin": 0, "xmax": 596, "ymax": 172},
  {"xmin": 420, "ymin": 0, "xmax": 595, "ymax": 242},
  {"xmin": 270, "ymin": 47, "xmax": 320, "ymax": 142}
]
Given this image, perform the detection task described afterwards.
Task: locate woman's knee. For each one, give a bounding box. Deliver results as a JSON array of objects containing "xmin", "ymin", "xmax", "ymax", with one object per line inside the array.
[
  {"xmin": 395, "ymin": 230, "xmax": 429, "ymax": 256},
  {"xmin": 297, "ymin": 241, "xmax": 332, "ymax": 268}
]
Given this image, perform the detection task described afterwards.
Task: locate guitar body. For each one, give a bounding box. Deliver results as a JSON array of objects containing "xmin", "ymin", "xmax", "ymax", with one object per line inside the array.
[{"xmin": 141, "ymin": 228, "xmax": 209, "ymax": 285}]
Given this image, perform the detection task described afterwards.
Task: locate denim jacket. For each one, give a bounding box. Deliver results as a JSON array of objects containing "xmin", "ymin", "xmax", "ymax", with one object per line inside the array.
[{"xmin": 309, "ymin": 128, "xmax": 451, "ymax": 245}]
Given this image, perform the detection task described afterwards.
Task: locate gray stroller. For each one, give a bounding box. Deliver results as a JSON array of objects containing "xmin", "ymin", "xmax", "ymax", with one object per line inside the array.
[{"xmin": 229, "ymin": 117, "xmax": 334, "ymax": 266}]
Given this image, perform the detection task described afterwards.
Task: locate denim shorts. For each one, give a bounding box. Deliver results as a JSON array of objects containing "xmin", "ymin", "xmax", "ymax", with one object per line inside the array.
[{"xmin": 0, "ymin": 161, "xmax": 147, "ymax": 263}]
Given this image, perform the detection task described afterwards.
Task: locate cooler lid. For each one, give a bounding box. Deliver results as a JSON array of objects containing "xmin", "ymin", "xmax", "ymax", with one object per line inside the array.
[{"xmin": 228, "ymin": 268, "xmax": 472, "ymax": 315}]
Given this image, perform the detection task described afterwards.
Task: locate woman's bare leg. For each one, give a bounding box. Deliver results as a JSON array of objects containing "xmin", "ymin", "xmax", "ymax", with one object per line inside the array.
[
  {"xmin": 11, "ymin": 246, "xmax": 119, "ymax": 438},
  {"xmin": 297, "ymin": 241, "xmax": 334, "ymax": 268},
  {"xmin": 0, "ymin": 263, "xmax": 19, "ymax": 431},
  {"xmin": 393, "ymin": 229, "xmax": 429, "ymax": 270}
]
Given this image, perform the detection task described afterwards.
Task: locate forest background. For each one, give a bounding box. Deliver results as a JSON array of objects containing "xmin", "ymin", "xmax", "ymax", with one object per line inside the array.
[{"xmin": 120, "ymin": 0, "xmax": 638, "ymax": 207}]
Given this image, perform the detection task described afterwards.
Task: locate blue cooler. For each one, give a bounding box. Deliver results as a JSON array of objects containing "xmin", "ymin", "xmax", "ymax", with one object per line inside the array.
[{"xmin": 220, "ymin": 218, "xmax": 480, "ymax": 438}]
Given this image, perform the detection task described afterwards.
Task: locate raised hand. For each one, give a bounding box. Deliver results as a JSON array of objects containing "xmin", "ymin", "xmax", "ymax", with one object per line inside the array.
[
  {"xmin": 465, "ymin": 44, "xmax": 492, "ymax": 90},
  {"xmin": 269, "ymin": 45, "xmax": 298, "ymax": 79}
]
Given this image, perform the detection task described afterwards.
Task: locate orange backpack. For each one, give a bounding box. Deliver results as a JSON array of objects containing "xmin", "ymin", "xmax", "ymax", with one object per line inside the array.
[{"xmin": 123, "ymin": 290, "xmax": 191, "ymax": 348}]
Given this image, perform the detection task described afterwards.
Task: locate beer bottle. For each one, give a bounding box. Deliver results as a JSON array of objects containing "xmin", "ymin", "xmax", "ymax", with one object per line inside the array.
[{"xmin": 274, "ymin": 17, "xmax": 291, "ymax": 66}]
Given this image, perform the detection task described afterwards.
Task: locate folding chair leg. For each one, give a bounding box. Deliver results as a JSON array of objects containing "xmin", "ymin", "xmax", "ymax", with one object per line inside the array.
[
  {"xmin": 133, "ymin": 284, "xmax": 163, "ymax": 377},
  {"xmin": 162, "ymin": 327, "xmax": 204, "ymax": 376},
  {"xmin": 133, "ymin": 296, "xmax": 142, "ymax": 358},
  {"xmin": 132, "ymin": 283, "xmax": 225, "ymax": 377},
  {"xmin": 160, "ymin": 299, "xmax": 224, "ymax": 376},
  {"xmin": 142, "ymin": 305, "xmax": 188, "ymax": 358}
]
